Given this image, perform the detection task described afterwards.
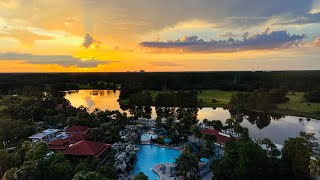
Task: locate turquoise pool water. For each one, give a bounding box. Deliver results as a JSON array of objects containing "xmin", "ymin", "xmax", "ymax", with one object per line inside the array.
[{"xmin": 133, "ymin": 144, "xmax": 181, "ymax": 180}]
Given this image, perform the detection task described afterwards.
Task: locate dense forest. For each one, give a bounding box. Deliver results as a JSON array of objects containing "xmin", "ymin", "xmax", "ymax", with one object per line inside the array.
[{"xmin": 1, "ymin": 71, "xmax": 320, "ymax": 93}]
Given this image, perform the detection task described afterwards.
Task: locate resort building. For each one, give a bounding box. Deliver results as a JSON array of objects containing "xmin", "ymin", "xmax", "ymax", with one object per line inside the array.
[
  {"xmin": 28, "ymin": 129, "xmax": 60, "ymax": 143},
  {"xmin": 62, "ymin": 140, "xmax": 112, "ymax": 161},
  {"xmin": 48, "ymin": 133, "xmax": 89, "ymax": 151},
  {"xmin": 48, "ymin": 138, "xmax": 71, "ymax": 151},
  {"xmin": 200, "ymin": 129, "xmax": 232, "ymax": 144},
  {"xmin": 64, "ymin": 125, "xmax": 88, "ymax": 134}
]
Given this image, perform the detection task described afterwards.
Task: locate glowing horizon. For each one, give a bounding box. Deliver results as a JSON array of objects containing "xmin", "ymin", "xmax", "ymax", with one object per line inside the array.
[{"xmin": 1, "ymin": 0, "xmax": 320, "ymax": 72}]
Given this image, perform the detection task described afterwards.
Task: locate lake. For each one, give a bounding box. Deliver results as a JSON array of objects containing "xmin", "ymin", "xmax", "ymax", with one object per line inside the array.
[{"xmin": 65, "ymin": 90, "xmax": 320, "ymax": 144}]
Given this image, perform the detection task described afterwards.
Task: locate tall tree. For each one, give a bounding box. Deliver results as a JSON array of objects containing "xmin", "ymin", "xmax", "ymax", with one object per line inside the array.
[
  {"xmin": 175, "ymin": 152, "xmax": 199, "ymax": 179},
  {"xmin": 282, "ymin": 132, "xmax": 318, "ymax": 179},
  {"xmin": 134, "ymin": 172, "xmax": 148, "ymax": 180},
  {"xmin": 309, "ymin": 155, "xmax": 320, "ymax": 178}
]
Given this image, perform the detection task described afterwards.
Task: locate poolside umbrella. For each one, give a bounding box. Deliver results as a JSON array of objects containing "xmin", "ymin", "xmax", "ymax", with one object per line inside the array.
[
  {"xmin": 200, "ymin": 158, "xmax": 209, "ymax": 163},
  {"xmin": 193, "ymin": 147, "xmax": 200, "ymax": 153},
  {"xmin": 164, "ymin": 138, "xmax": 172, "ymax": 144},
  {"xmin": 159, "ymin": 131, "xmax": 168, "ymax": 136}
]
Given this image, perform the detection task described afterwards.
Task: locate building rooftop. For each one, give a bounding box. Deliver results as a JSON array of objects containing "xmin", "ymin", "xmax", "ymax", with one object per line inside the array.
[
  {"xmin": 64, "ymin": 126, "xmax": 88, "ymax": 134},
  {"xmin": 67, "ymin": 133, "xmax": 89, "ymax": 143},
  {"xmin": 28, "ymin": 132, "xmax": 48, "ymax": 139},
  {"xmin": 43, "ymin": 129, "xmax": 60, "ymax": 134},
  {"xmin": 62, "ymin": 140, "xmax": 111, "ymax": 157},
  {"xmin": 48, "ymin": 138, "xmax": 71, "ymax": 150},
  {"xmin": 28, "ymin": 129, "xmax": 61, "ymax": 139},
  {"xmin": 201, "ymin": 129, "xmax": 232, "ymax": 143}
]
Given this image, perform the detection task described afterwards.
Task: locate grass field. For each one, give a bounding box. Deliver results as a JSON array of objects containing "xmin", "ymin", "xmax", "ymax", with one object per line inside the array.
[
  {"xmin": 277, "ymin": 92, "xmax": 320, "ymax": 119},
  {"xmin": 141, "ymin": 89, "xmax": 236, "ymax": 107},
  {"xmin": 198, "ymin": 90, "xmax": 236, "ymax": 107}
]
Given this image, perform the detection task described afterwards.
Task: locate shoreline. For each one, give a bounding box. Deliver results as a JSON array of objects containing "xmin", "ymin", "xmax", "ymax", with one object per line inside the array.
[{"xmin": 119, "ymin": 100, "xmax": 320, "ymax": 120}]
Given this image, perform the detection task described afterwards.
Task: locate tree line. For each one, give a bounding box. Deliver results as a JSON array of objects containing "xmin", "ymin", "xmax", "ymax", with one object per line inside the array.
[
  {"xmin": 128, "ymin": 91, "xmax": 199, "ymax": 107},
  {"xmin": 1, "ymin": 71, "xmax": 320, "ymax": 94}
]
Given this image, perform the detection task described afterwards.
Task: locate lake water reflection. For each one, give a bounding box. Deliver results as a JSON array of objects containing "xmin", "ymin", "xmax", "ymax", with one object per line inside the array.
[{"xmin": 65, "ymin": 90, "xmax": 320, "ymax": 144}]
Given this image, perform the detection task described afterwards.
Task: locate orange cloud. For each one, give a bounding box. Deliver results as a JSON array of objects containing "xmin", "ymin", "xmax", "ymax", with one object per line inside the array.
[{"xmin": 0, "ymin": 28, "xmax": 54, "ymax": 47}]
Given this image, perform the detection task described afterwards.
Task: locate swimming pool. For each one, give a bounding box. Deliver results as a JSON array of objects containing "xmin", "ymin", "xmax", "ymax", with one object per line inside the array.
[{"xmin": 133, "ymin": 144, "xmax": 181, "ymax": 180}]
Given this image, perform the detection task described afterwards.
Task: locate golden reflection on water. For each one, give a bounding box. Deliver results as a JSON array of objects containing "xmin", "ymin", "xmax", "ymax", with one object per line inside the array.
[
  {"xmin": 65, "ymin": 90, "xmax": 122, "ymax": 112},
  {"xmin": 64, "ymin": 90, "xmax": 320, "ymax": 144}
]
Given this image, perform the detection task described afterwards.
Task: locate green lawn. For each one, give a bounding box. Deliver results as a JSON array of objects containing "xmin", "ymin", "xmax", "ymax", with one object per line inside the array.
[
  {"xmin": 277, "ymin": 92, "xmax": 320, "ymax": 119},
  {"xmin": 142, "ymin": 89, "xmax": 236, "ymax": 107},
  {"xmin": 198, "ymin": 90, "xmax": 236, "ymax": 107}
]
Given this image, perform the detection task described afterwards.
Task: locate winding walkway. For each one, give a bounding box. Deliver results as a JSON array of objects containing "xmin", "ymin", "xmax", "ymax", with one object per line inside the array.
[{"xmin": 153, "ymin": 163, "xmax": 177, "ymax": 180}]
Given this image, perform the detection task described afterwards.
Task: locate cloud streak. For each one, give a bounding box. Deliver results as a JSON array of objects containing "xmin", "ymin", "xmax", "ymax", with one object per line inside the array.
[
  {"xmin": 0, "ymin": 53, "xmax": 111, "ymax": 68},
  {"xmin": 148, "ymin": 62, "xmax": 182, "ymax": 67},
  {"xmin": 140, "ymin": 29, "xmax": 306, "ymax": 53},
  {"xmin": 274, "ymin": 12, "xmax": 320, "ymax": 25},
  {"xmin": 0, "ymin": 28, "xmax": 54, "ymax": 46}
]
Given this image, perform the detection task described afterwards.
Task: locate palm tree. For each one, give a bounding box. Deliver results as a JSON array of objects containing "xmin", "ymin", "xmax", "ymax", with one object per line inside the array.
[
  {"xmin": 203, "ymin": 119, "xmax": 209, "ymax": 127},
  {"xmin": 175, "ymin": 152, "xmax": 199, "ymax": 179},
  {"xmin": 225, "ymin": 118, "xmax": 235, "ymax": 134},
  {"xmin": 309, "ymin": 155, "xmax": 320, "ymax": 177},
  {"xmin": 261, "ymin": 138, "xmax": 279, "ymax": 157},
  {"xmin": 183, "ymin": 143, "xmax": 193, "ymax": 154},
  {"xmin": 190, "ymin": 125, "xmax": 202, "ymax": 143},
  {"xmin": 72, "ymin": 171, "xmax": 107, "ymax": 180},
  {"xmin": 134, "ymin": 172, "xmax": 148, "ymax": 180},
  {"xmin": 261, "ymin": 138, "xmax": 273, "ymax": 151},
  {"xmin": 233, "ymin": 122, "xmax": 242, "ymax": 137}
]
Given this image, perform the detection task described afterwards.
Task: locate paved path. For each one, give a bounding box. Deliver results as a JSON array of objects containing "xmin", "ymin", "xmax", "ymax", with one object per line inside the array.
[{"xmin": 153, "ymin": 163, "xmax": 177, "ymax": 180}]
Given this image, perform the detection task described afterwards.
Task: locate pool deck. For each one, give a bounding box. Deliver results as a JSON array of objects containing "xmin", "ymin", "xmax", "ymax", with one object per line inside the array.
[{"xmin": 153, "ymin": 163, "xmax": 177, "ymax": 180}]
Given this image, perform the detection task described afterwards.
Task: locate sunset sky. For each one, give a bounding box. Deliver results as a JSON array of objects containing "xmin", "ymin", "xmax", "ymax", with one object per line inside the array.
[{"xmin": 0, "ymin": 0, "xmax": 320, "ymax": 72}]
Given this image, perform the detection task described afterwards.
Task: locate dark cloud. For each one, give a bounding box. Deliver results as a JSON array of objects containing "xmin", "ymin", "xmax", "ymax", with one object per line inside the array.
[
  {"xmin": 274, "ymin": 12, "xmax": 320, "ymax": 25},
  {"xmin": 82, "ymin": 33, "xmax": 101, "ymax": 49},
  {"xmin": 140, "ymin": 29, "xmax": 306, "ymax": 53},
  {"xmin": 109, "ymin": 0, "xmax": 313, "ymax": 26},
  {"xmin": 0, "ymin": 53, "xmax": 111, "ymax": 68},
  {"xmin": 242, "ymin": 32, "xmax": 250, "ymax": 39},
  {"xmin": 2, "ymin": 0, "xmax": 316, "ymax": 43}
]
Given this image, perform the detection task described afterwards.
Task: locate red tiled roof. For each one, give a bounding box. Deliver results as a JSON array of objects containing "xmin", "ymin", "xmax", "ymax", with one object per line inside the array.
[
  {"xmin": 201, "ymin": 129, "xmax": 231, "ymax": 143},
  {"xmin": 62, "ymin": 140, "xmax": 111, "ymax": 157},
  {"xmin": 48, "ymin": 138, "xmax": 71, "ymax": 150},
  {"xmin": 67, "ymin": 133, "xmax": 89, "ymax": 143},
  {"xmin": 95, "ymin": 145, "xmax": 110, "ymax": 158},
  {"xmin": 65, "ymin": 126, "xmax": 88, "ymax": 134}
]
